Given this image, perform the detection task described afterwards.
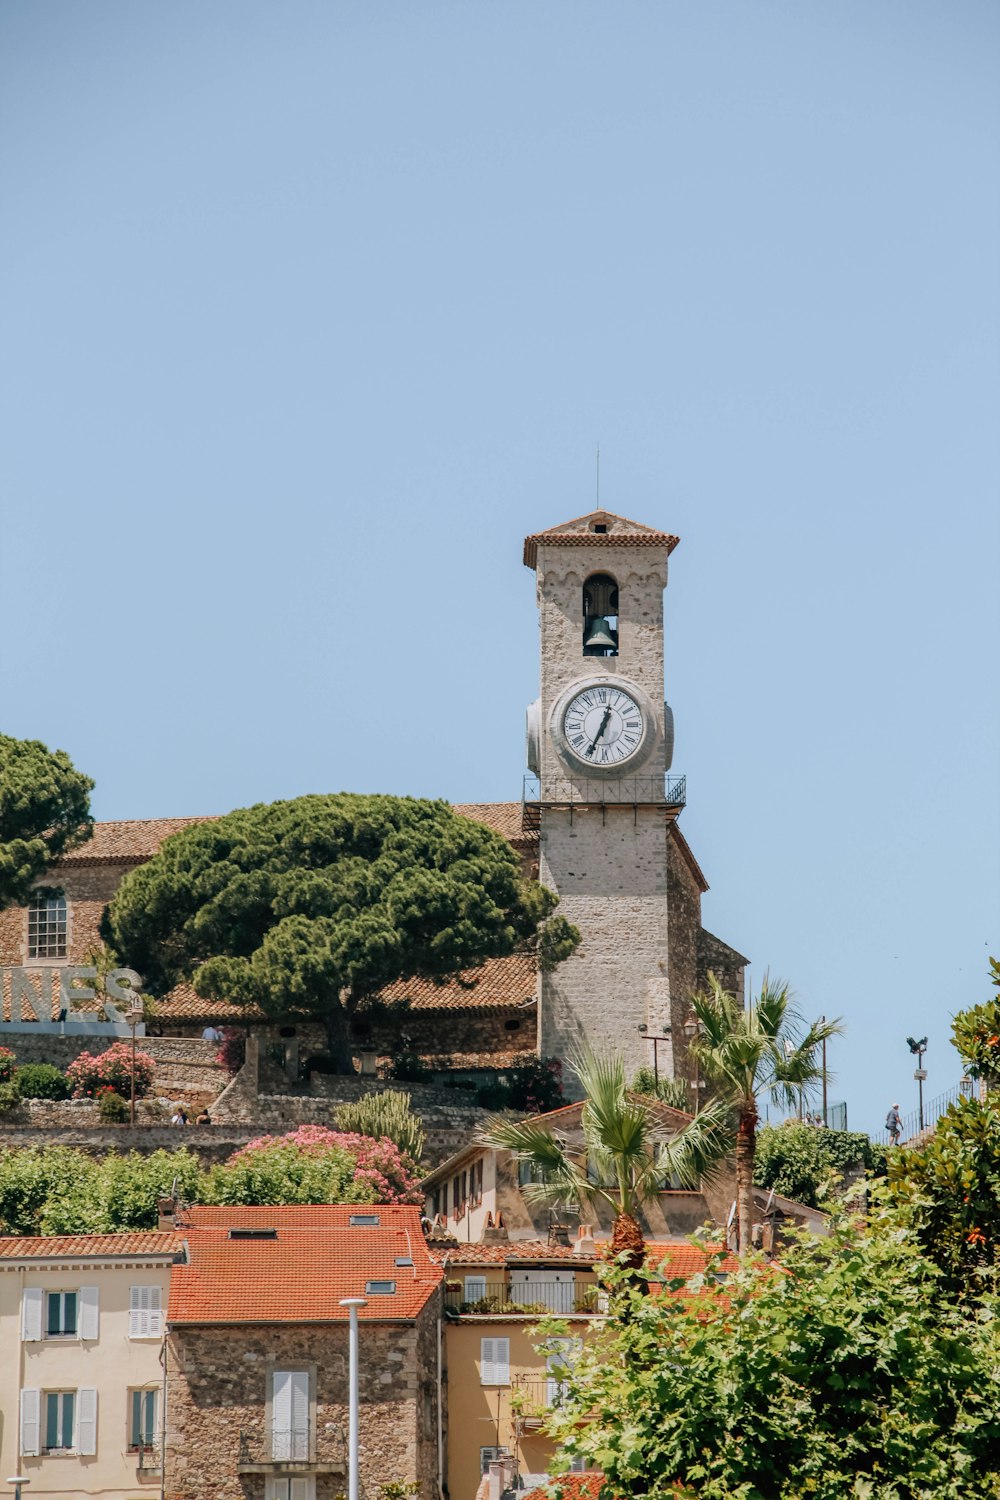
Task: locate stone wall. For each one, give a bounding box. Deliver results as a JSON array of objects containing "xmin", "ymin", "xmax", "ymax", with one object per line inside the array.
[
  {"xmin": 164, "ymin": 1305, "xmax": 441, "ymax": 1500},
  {"xmin": 0, "ymin": 860, "xmax": 127, "ymax": 973}
]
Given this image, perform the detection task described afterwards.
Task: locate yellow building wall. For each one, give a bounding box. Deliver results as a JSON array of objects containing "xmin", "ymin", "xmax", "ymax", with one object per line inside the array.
[
  {"xmin": 444, "ymin": 1319, "xmax": 593, "ymax": 1500},
  {"xmin": 0, "ymin": 1259, "xmax": 173, "ymax": 1500}
]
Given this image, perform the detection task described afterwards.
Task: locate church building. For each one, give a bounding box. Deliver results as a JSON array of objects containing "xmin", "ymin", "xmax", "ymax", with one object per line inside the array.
[{"xmin": 0, "ymin": 510, "xmax": 747, "ymax": 1095}]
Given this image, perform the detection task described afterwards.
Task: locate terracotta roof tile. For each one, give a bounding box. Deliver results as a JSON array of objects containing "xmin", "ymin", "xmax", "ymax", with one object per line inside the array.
[
  {"xmin": 523, "ymin": 510, "xmax": 680, "ymax": 568},
  {"xmin": 430, "ymin": 1240, "xmax": 731, "ymax": 1273},
  {"xmin": 452, "ymin": 802, "xmax": 533, "ymax": 847},
  {"xmin": 57, "ymin": 817, "xmax": 214, "ymax": 865},
  {"xmin": 0, "ymin": 1232, "xmax": 185, "ymax": 1260},
  {"xmin": 168, "ymin": 1205, "xmax": 441, "ymax": 1324},
  {"xmin": 522, "ymin": 1474, "xmax": 607, "ymax": 1500}
]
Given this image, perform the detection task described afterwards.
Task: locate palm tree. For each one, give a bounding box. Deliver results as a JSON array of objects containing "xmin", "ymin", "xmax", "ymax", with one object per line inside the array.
[
  {"xmin": 688, "ymin": 973, "xmax": 842, "ymax": 1256},
  {"xmin": 483, "ymin": 1045, "xmax": 731, "ymax": 1268}
]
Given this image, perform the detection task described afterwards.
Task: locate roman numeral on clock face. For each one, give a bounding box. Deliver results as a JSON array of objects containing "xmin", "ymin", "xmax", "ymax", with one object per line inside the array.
[{"xmin": 562, "ymin": 684, "xmax": 645, "ymax": 767}]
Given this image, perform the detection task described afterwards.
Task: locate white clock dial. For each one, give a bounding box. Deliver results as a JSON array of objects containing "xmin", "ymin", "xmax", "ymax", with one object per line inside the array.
[{"xmin": 562, "ymin": 685, "xmax": 646, "ymax": 767}]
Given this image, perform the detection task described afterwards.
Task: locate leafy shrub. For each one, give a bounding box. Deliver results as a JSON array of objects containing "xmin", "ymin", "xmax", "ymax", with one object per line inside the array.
[
  {"xmin": 97, "ymin": 1088, "xmax": 130, "ymax": 1123},
  {"xmin": 335, "ymin": 1091, "xmax": 425, "ymax": 1164},
  {"xmin": 216, "ymin": 1028, "xmax": 246, "ymax": 1075},
  {"xmin": 0, "ymin": 1080, "xmax": 20, "ymax": 1115},
  {"xmin": 0, "ymin": 1046, "xmax": 16, "ymax": 1083},
  {"xmin": 753, "ymin": 1122, "xmax": 886, "ymax": 1208},
  {"xmin": 14, "ymin": 1063, "xmax": 70, "ymax": 1100},
  {"xmin": 631, "ymin": 1068, "xmax": 691, "ymax": 1111},
  {"xmin": 385, "ymin": 1049, "xmax": 430, "ymax": 1083},
  {"xmin": 66, "ymin": 1041, "xmax": 156, "ymax": 1099},
  {"xmin": 209, "ymin": 1125, "xmax": 423, "ymax": 1206},
  {"xmin": 475, "ymin": 1057, "xmax": 564, "ymax": 1113}
]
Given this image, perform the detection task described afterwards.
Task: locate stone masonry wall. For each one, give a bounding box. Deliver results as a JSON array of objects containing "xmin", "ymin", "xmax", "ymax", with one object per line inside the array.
[
  {"xmin": 165, "ymin": 1308, "xmax": 441, "ymax": 1500},
  {"xmin": 0, "ymin": 861, "xmax": 127, "ymax": 972}
]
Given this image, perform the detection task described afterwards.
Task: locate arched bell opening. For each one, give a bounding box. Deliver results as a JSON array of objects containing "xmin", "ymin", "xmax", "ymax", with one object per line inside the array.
[{"xmin": 582, "ymin": 572, "xmax": 619, "ymax": 657}]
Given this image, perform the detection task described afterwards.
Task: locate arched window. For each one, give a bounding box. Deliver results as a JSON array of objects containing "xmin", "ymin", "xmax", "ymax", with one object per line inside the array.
[
  {"xmin": 27, "ymin": 889, "xmax": 68, "ymax": 960},
  {"xmin": 582, "ymin": 572, "xmax": 619, "ymax": 657}
]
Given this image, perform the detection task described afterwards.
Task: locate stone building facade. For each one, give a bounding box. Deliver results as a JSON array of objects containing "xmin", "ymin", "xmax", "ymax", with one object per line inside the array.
[{"xmin": 164, "ymin": 1204, "xmax": 443, "ymax": 1500}]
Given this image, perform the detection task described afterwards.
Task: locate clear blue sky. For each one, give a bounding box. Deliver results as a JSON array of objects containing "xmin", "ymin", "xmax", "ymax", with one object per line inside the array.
[{"xmin": 2, "ymin": 1, "xmax": 997, "ymax": 1137}]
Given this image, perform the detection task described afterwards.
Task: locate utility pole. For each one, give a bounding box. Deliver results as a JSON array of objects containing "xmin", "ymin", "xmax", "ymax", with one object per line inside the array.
[{"xmin": 821, "ymin": 1017, "xmax": 828, "ymax": 1127}]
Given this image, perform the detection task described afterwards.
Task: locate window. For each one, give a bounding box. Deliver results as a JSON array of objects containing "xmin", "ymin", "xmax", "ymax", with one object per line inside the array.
[
  {"xmin": 45, "ymin": 1391, "xmax": 75, "ymax": 1451},
  {"xmin": 46, "ymin": 1290, "xmax": 77, "ymax": 1337},
  {"xmin": 465, "ymin": 1275, "xmax": 487, "ymax": 1302},
  {"xmin": 582, "ymin": 572, "xmax": 619, "ymax": 657},
  {"xmin": 267, "ymin": 1480, "xmax": 314, "ymax": 1500},
  {"xmin": 129, "ymin": 1389, "xmax": 157, "ymax": 1449},
  {"xmin": 569, "ymin": 1456, "xmax": 589, "ymax": 1472},
  {"xmin": 271, "ymin": 1370, "xmax": 310, "ymax": 1461},
  {"xmin": 348, "ymin": 1213, "xmax": 380, "ymax": 1226},
  {"xmin": 546, "ymin": 1338, "xmax": 581, "ymax": 1405},
  {"xmin": 481, "ymin": 1446, "xmax": 512, "ymax": 1474},
  {"xmin": 129, "ymin": 1285, "xmax": 164, "ymax": 1338},
  {"xmin": 365, "ymin": 1280, "xmax": 396, "ymax": 1295},
  {"xmin": 479, "ymin": 1337, "xmax": 510, "ymax": 1386},
  {"xmin": 27, "ymin": 891, "xmax": 68, "ymax": 959}
]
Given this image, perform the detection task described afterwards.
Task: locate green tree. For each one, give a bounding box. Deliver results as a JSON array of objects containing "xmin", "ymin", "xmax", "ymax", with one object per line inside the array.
[
  {"xmin": 950, "ymin": 956, "xmax": 1000, "ymax": 1088},
  {"xmin": 630, "ymin": 1067, "xmax": 691, "ymax": 1112},
  {"xmin": 0, "ymin": 734, "xmax": 93, "ymax": 908},
  {"xmin": 753, "ymin": 1121, "xmax": 886, "ymax": 1208},
  {"xmin": 689, "ymin": 974, "xmax": 841, "ymax": 1255},
  {"xmin": 484, "ymin": 1047, "xmax": 730, "ymax": 1267},
  {"xmin": 541, "ymin": 1212, "xmax": 1000, "ymax": 1499},
  {"xmin": 105, "ymin": 794, "xmax": 578, "ymax": 1072}
]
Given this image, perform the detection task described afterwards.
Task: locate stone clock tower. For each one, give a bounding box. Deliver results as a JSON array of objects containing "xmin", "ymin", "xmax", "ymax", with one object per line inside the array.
[{"xmin": 523, "ymin": 509, "xmax": 685, "ymax": 1083}]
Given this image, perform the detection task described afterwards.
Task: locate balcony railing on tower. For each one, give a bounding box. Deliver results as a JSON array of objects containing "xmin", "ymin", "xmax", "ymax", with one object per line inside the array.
[{"xmin": 522, "ymin": 772, "xmax": 686, "ymax": 829}]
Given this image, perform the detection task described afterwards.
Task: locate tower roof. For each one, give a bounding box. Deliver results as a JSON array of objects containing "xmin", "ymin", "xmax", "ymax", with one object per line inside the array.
[{"xmin": 523, "ymin": 509, "xmax": 680, "ymax": 569}]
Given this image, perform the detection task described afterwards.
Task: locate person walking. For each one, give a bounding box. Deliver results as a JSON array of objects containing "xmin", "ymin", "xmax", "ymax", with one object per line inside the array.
[{"xmin": 886, "ymin": 1102, "xmax": 902, "ymax": 1145}]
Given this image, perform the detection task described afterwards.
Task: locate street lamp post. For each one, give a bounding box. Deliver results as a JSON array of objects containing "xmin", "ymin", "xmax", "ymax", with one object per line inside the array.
[
  {"xmin": 128, "ymin": 997, "xmax": 144, "ymax": 1127},
  {"xmin": 339, "ymin": 1296, "xmax": 367, "ymax": 1500},
  {"xmin": 7, "ymin": 1478, "xmax": 30, "ymax": 1500},
  {"xmin": 907, "ymin": 1036, "xmax": 928, "ymax": 1132},
  {"xmin": 682, "ymin": 1011, "xmax": 703, "ymax": 1115}
]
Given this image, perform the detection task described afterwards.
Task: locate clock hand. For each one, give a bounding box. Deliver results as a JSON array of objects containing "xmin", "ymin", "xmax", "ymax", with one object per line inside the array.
[{"xmin": 585, "ymin": 707, "xmax": 613, "ymax": 757}]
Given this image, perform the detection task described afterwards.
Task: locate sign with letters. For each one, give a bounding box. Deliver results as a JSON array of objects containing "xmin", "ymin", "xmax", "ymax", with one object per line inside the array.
[{"xmin": 1, "ymin": 966, "xmax": 143, "ymax": 1024}]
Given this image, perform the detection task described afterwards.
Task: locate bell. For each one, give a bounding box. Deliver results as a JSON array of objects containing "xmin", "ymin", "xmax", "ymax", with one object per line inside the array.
[{"xmin": 583, "ymin": 616, "xmax": 618, "ymax": 652}]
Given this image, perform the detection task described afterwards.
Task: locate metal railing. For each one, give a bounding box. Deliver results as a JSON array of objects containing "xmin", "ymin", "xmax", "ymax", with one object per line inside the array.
[
  {"xmin": 884, "ymin": 1080, "xmax": 975, "ymax": 1145},
  {"xmin": 510, "ymin": 1377, "xmax": 574, "ymax": 1422},
  {"xmin": 135, "ymin": 1442, "xmax": 162, "ymax": 1472},
  {"xmin": 522, "ymin": 773, "xmax": 686, "ymax": 808},
  {"xmin": 444, "ymin": 1280, "xmax": 602, "ymax": 1315},
  {"xmin": 238, "ymin": 1427, "xmax": 312, "ymax": 1465}
]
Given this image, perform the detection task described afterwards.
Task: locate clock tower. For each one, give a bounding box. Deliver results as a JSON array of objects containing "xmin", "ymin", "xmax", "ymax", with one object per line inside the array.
[{"xmin": 523, "ymin": 509, "xmax": 685, "ymax": 1083}]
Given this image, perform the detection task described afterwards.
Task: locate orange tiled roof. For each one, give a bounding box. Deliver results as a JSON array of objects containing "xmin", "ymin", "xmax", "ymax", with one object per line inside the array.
[
  {"xmin": 57, "ymin": 817, "xmax": 213, "ymax": 865},
  {"xmin": 523, "ymin": 510, "xmax": 680, "ymax": 568},
  {"xmin": 168, "ymin": 1205, "xmax": 441, "ymax": 1324},
  {"xmin": 431, "ymin": 1240, "xmax": 732, "ymax": 1273},
  {"xmin": 0, "ymin": 1232, "xmax": 185, "ymax": 1260},
  {"xmin": 453, "ymin": 801, "xmax": 534, "ymax": 847},
  {"xmin": 155, "ymin": 951, "xmax": 538, "ymax": 1023},
  {"xmin": 522, "ymin": 1474, "xmax": 607, "ymax": 1500}
]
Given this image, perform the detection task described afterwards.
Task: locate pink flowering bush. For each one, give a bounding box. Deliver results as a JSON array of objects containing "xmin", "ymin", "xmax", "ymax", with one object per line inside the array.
[
  {"xmin": 66, "ymin": 1042, "xmax": 156, "ymax": 1100},
  {"xmin": 0, "ymin": 1048, "xmax": 16, "ymax": 1084},
  {"xmin": 206, "ymin": 1125, "xmax": 422, "ymax": 1207}
]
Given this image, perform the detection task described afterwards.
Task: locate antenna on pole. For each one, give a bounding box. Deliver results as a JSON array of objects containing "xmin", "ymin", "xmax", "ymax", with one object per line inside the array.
[{"xmin": 596, "ymin": 444, "xmax": 600, "ymax": 505}]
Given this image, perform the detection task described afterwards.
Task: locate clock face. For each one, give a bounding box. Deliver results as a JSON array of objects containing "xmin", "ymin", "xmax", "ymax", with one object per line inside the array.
[{"xmin": 562, "ymin": 684, "xmax": 646, "ymax": 767}]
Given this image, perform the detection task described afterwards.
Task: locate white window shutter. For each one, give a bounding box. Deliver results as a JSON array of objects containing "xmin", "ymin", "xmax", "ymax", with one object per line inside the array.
[
  {"xmin": 272, "ymin": 1370, "xmax": 293, "ymax": 1459},
  {"xmin": 148, "ymin": 1284, "xmax": 163, "ymax": 1337},
  {"xmin": 19, "ymin": 1389, "xmax": 40, "ymax": 1455},
  {"xmin": 290, "ymin": 1370, "xmax": 309, "ymax": 1460},
  {"xmin": 131, "ymin": 1285, "xmax": 162, "ymax": 1338},
  {"xmin": 77, "ymin": 1387, "xmax": 98, "ymax": 1455},
  {"xmin": 21, "ymin": 1287, "xmax": 43, "ymax": 1342},
  {"xmin": 465, "ymin": 1276, "xmax": 487, "ymax": 1301},
  {"xmin": 79, "ymin": 1286, "xmax": 99, "ymax": 1340},
  {"xmin": 480, "ymin": 1337, "xmax": 510, "ymax": 1385}
]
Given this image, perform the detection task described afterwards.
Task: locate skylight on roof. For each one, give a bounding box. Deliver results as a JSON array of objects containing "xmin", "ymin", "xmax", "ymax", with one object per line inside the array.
[
  {"xmin": 366, "ymin": 1280, "xmax": 396, "ymax": 1295},
  {"xmin": 349, "ymin": 1214, "xmax": 380, "ymax": 1227},
  {"xmin": 229, "ymin": 1228, "xmax": 277, "ymax": 1240},
  {"xmin": 394, "ymin": 1257, "xmax": 414, "ymax": 1267}
]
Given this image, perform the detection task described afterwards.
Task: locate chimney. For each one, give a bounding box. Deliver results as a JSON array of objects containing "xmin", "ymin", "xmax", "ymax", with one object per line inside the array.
[
  {"xmin": 548, "ymin": 1224, "xmax": 571, "ymax": 1248},
  {"xmin": 488, "ymin": 1456, "xmax": 517, "ymax": 1500},
  {"xmin": 572, "ymin": 1223, "xmax": 597, "ymax": 1258},
  {"xmin": 157, "ymin": 1196, "xmax": 177, "ymax": 1232},
  {"xmin": 481, "ymin": 1212, "xmax": 508, "ymax": 1245}
]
